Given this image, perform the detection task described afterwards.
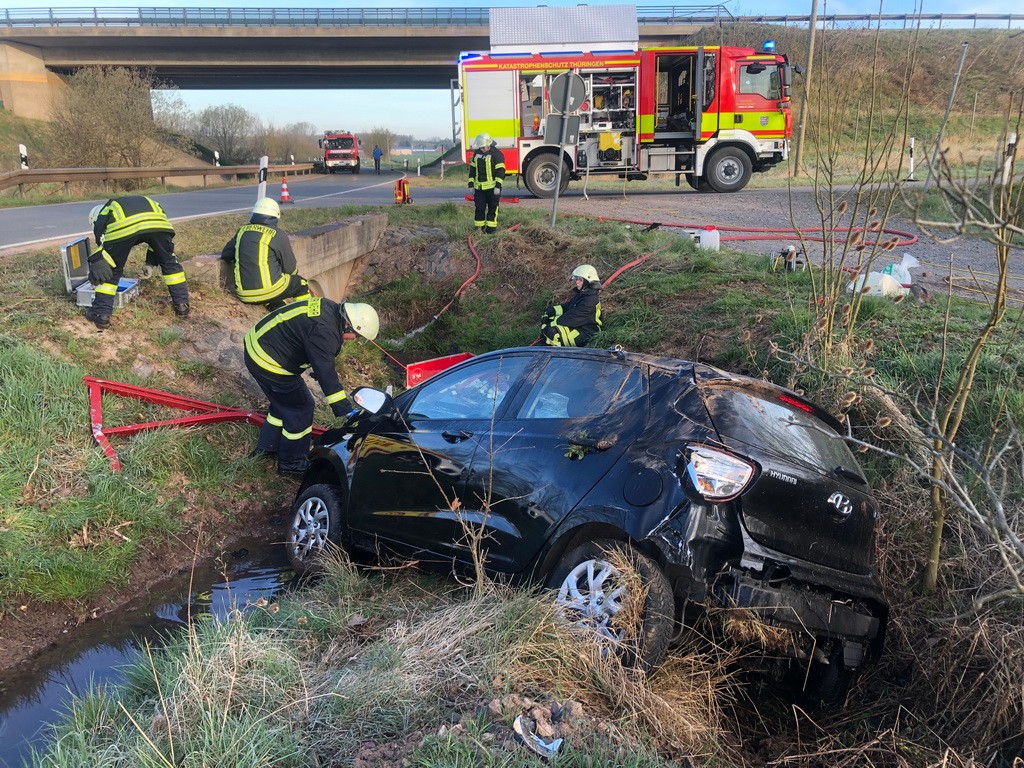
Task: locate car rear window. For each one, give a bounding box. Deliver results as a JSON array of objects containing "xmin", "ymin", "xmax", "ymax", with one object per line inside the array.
[{"xmin": 702, "ymin": 386, "xmax": 859, "ymax": 473}]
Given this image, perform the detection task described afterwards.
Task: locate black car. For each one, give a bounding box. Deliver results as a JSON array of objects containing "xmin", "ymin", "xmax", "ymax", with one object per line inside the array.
[{"xmin": 287, "ymin": 346, "xmax": 887, "ymax": 701}]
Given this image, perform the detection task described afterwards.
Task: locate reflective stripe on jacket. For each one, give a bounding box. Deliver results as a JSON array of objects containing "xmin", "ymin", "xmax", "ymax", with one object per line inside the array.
[
  {"xmin": 243, "ymin": 297, "xmax": 347, "ymax": 406},
  {"xmin": 221, "ymin": 221, "xmax": 297, "ymax": 303},
  {"xmin": 93, "ymin": 195, "xmax": 174, "ymax": 245},
  {"xmin": 546, "ymin": 288, "xmax": 602, "ymax": 347},
  {"xmin": 469, "ymin": 147, "xmax": 506, "ymax": 191}
]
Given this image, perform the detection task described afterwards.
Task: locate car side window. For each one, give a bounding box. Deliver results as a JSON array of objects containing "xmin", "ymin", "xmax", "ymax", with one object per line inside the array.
[
  {"xmin": 405, "ymin": 356, "xmax": 531, "ymax": 420},
  {"xmin": 516, "ymin": 358, "xmax": 645, "ymax": 419}
]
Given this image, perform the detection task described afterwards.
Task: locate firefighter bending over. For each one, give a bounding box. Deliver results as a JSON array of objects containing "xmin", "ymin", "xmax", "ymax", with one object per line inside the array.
[
  {"xmin": 244, "ymin": 297, "xmax": 379, "ymax": 475},
  {"xmin": 84, "ymin": 195, "xmax": 190, "ymax": 330},
  {"xmin": 468, "ymin": 133, "xmax": 505, "ymax": 233},
  {"xmin": 221, "ymin": 198, "xmax": 310, "ymax": 309},
  {"xmin": 541, "ymin": 264, "xmax": 603, "ymax": 347}
]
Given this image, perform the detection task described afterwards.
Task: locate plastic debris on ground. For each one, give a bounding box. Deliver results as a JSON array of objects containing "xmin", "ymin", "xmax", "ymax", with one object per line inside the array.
[
  {"xmin": 513, "ymin": 714, "xmax": 563, "ymax": 760},
  {"xmin": 848, "ymin": 253, "xmax": 920, "ymax": 297}
]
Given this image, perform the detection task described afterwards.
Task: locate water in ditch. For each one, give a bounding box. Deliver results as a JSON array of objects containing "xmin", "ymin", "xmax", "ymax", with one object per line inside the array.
[{"xmin": 0, "ymin": 537, "xmax": 295, "ymax": 767}]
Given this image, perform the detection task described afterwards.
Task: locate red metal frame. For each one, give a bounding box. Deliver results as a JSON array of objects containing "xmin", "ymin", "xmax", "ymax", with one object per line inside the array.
[{"xmin": 84, "ymin": 376, "xmax": 324, "ymax": 471}]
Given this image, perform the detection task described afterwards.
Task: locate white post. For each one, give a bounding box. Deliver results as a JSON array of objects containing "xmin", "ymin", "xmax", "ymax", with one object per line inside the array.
[
  {"xmin": 18, "ymin": 143, "xmax": 29, "ymax": 170},
  {"xmin": 257, "ymin": 155, "xmax": 269, "ymax": 201},
  {"xmin": 289, "ymin": 154, "xmax": 295, "ymax": 165},
  {"xmin": 908, "ymin": 137, "xmax": 915, "ymax": 180},
  {"xmin": 417, "ymin": 159, "xmax": 421, "ymax": 176},
  {"xmin": 1002, "ymin": 132, "xmax": 1018, "ymax": 187},
  {"xmin": 440, "ymin": 160, "xmax": 445, "ymax": 180},
  {"xmin": 213, "ymin": 150, "xmax": 220, "ymax": 167}
]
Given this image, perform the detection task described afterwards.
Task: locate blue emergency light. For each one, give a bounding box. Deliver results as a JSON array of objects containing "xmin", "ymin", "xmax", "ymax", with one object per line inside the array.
[{"xmin": 763, "ymin": 39, "xmax": 777, "ymax": 53}]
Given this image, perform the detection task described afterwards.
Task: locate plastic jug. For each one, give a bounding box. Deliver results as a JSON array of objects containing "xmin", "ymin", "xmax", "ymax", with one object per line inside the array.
[{"xmin": 698, "ymin": 225, "xmax": 720, "ymax": 251}]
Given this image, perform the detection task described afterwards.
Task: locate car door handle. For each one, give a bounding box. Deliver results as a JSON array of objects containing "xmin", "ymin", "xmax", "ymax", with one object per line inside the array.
[
  {"xmin": 442, "ymin": 430, "xmax": 473, "ymax": 443},
  {"xmin": 567, "ymin": 434, "xmax": 618, "ymax": 451}
]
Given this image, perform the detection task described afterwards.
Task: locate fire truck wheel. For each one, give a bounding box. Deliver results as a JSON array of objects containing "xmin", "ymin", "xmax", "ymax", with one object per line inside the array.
[
  {"xmin": 525, "ymin": 153, "xmax": 570, "ymax": 199},
  {"xmin": 685, "ymin": 174, "xmax": 712, "ymax": 192},
  {"xmin": 705, "ymin": 147, "xmax": 752, "ymax": 193}
]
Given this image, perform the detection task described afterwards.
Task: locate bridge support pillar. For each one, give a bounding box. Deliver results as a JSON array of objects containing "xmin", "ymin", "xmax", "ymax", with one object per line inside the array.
[{"xmin": 0, "ymin": 42, "xmax": 65, "ymax": 120}]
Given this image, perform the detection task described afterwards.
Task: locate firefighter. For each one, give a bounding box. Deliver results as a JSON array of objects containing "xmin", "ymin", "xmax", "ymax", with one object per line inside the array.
[
  {"xmin": 85, "ymin": 195, "xmax": 190, "ymax": 330},
  {"xmin": 468, "ymin": 133, "xmax": 505, "ymax": 233},
  {"xmin": 541, "ymin": 264, "xmax": 603, "ymax": 347},
  {"xmin": 221, "ymin": 198, "xmax": 310, "ymax": 309},
  {"xmin": 244, "ymin": 297, "xmax": 379, "ymax": 475}
]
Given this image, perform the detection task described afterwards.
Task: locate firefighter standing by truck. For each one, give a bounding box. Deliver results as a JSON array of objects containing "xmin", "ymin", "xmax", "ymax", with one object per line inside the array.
[
  {"xmin": 243, "ymin": 297, "xmax": 379, "ymax": 475},
  {"xmin": 84, "ymin": 195, "xmax": 190, "ymax": 330},
  {"xmin": 221, "ymin": 198, "xmax": 310, "ymax": 309},
  {"xmin": 468, "ymin": 133, "xmax": 505, "ymax": 233},
  {"xmin": 541, "ymin": 264, "xmax": 603, "ymax": 347}
]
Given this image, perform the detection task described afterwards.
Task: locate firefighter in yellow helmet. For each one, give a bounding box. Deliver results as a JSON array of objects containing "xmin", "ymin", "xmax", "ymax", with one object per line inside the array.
[
  {"xmin": 541, "ymin": 264, "xmax": 603, "ymax": 347},
  {"xmin": 221, "ymin": 197, "xmax": 310, "ymax": 309},
  {"xmin": 85, "ymin": 195, "xmax": 190, "ymax": 330},
  {"xmin": 468, "ymin": 133, "xmax": 505, "ymax": 233},
  {"xmin": 244, "ymin": 298, "xmax": 379, "ymax": 475}
]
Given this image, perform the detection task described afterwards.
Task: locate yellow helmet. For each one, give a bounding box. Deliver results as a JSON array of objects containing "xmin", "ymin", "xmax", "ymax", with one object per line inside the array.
[
  {"xmin": 571, "ymin": 264, "xmax": 600, "ymax": 285},
  {"xmin": 252, "ymin": 197, "xmax": 281, "ymax": 219},
  {"xmin": 342, "ymin": 302, "xmax": 380, "ymax": 341}
]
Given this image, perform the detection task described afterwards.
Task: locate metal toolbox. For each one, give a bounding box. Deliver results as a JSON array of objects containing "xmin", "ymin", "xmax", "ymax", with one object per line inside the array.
[{"xmin": 60, "ymin": 236, "xmax": 140, "ymax": 309}]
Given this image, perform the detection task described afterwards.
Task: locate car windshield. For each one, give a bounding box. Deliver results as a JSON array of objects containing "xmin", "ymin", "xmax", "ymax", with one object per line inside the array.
[
  {"xmin": 325, "ymin": 138, "xmax": 354, "ymax": 150},
  {"xmin": 702, "ymin": 386, "xmax": 860, "ymax": 474}
]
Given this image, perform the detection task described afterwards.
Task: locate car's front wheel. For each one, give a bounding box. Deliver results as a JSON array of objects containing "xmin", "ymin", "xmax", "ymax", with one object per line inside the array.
[
  {"xmin": 286, "ymin": 483, "xmax": 345, "ymax": 575},
  {"xmin": 548, "ymin": 539, "xmax": 674, "ymax": 671}
]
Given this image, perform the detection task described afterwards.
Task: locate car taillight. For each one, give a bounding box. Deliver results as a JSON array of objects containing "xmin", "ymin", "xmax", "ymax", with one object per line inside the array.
[{"xmin": 686, "ymin": 446, "xmax": 755, "ymax": 501}]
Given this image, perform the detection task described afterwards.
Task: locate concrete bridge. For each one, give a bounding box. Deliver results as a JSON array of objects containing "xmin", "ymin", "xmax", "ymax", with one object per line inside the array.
[{"xmin": 0, "ymin": 5, "xmax": 709, "ymax": 119}]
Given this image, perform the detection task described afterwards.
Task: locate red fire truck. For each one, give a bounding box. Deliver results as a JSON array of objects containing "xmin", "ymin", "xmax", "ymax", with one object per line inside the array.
[
  {"xmin": 318, "ymin": 130, "xmax": 361, "ymax": 174},
  {"xmin": 459, "ymin": 44, "xmax": 795, "ymax": 197}
]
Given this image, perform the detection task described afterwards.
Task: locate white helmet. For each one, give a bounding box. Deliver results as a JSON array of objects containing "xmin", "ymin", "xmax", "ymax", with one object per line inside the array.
[
  {"xmin": 342, "ymin": 302, "xmax": 380, "ymax": 341},
  {"xmin": 473, "ymin": 133, "xmax": 492, "ymax": 149},
  {"xmin": 571, "ymin": 264, "xmax": 600, "ymax": 285},
  {"xmin": 88, "ymin": 204, "xmax": 104, "ymax": 227},
  {"xmin": 252, "ymin": 197, "xmax": 281, "ymax": 219}
]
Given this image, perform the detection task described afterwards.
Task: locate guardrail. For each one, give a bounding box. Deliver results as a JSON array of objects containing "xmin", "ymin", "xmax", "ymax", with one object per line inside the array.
[
  {"xmin": 2, "ymin": 6, "xmax": 1021, "ymax": 29},
  {"xmin": 0, "ymin": 163, "xmax": 315, "ymax": 195}
]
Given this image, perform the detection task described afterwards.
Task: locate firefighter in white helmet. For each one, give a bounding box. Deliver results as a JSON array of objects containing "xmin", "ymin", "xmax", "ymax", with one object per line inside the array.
[
  {"xmin": 84, "ymin": 195, "xmax": 190, "ymax": 330},
  {"xmin": 243, "ymin": 297, "xmax": 379, "ymax": 475},
  {"xmin": 221, "ymin": 197, "xmax": 310, "ymax": 309},
  {"xmin": 541, "ymin": 264, "xmax": 603, "ymax": 347},
  {"xmin": 468, "ymin": 133, "xmax": 505, "ymax": 233}
]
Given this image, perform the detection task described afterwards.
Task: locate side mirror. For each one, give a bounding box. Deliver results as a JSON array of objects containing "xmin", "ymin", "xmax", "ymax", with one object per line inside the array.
[
  {"xmin": 794, "ymin": 64, "xmax": 805, "ymax": 75},
  {"xmin": 350, "ymin": 386, "xmax": 393, "ymax": 416},
  {"xmin": 317, "ymin": 139, "xmax": 323, "ymax": 149}
]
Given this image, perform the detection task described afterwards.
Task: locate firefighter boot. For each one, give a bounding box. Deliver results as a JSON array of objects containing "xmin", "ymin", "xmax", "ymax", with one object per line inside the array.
[
  {"xmin": 85, "ymin": 308, "xmax": 111, "ymax": 330},
  {"xmin": 173, "ymin": 302, "xmax": 192, "ymax": 318}
]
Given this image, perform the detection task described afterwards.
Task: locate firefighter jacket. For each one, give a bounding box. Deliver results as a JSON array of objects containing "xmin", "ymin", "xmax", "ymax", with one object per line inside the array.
[
  {"xmin": 244, "ymin": 297, "xmax": 351, "ymax": 416},
  {"xmin": 542, "ymin": 286, "xmax": 603, "ymax": 347},
  {"xmin": 469, "ymin": 146, "xmax": 506, "ymax": 192},
  {"xmin": 92, "ymin": 195, "xmax": 174, "ymax": 248},
  {"xmin": 221, "ymin": 214, "xmax": 299, "ymax": 304}
]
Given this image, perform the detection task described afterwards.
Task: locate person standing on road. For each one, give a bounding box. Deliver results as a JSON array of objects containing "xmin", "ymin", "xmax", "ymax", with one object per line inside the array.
[
  {"xmin": 84, "ymin": 195, "xmax": 190, "ymax": 330},
  {"xmin": 243, "ymin": 297, "xmax": 379, "ymax": 475},
  {"xmin": 373, "ymin": 145, "xmax": 383, "ymax": 174},
  {"xmin": 541, "ymin": 264, "xmax": 603, "ymax": 347},
  {"xmin": 468, "ymin": 133, "xmax": 505, "ymax": 233},
  {"xmin": 221, "ymin": 197, "xmax": 310, "ymax": 309}
]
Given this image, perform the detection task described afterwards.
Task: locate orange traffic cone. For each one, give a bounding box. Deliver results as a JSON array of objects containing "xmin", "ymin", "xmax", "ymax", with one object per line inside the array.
[{"xmin": 279, "ymin": 177, "xmax": 294, "ymax": 204}]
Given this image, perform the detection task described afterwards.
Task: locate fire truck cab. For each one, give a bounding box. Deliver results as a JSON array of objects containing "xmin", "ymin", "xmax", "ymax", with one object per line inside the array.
[
  {"xmin": 319, "ymin": 130, "xmax": 361, "ymax": 174},
  {"xmin": 459, "ymin": 44, "xmax": 794, "ymax": 197}
]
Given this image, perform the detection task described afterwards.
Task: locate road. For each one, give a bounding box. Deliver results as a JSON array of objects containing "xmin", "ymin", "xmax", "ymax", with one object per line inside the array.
[{"xmin": 0, "ymin": 171, "xmax": 465, "ymax": 252}]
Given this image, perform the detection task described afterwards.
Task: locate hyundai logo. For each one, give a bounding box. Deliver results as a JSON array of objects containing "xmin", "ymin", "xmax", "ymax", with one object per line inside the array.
[{"xmin": 828, "ymin": 492, "xmax": 854, "ymax": 517}]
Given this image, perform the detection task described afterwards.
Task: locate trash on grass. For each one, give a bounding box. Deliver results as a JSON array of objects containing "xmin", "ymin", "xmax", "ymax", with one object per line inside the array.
[
  {"xmin": 848, "ymin": 253, "xmax": 920, "ymax": 297},
  {"xmin": 513, "ymin": 715, "xmax": 563, "ymax": 760}
]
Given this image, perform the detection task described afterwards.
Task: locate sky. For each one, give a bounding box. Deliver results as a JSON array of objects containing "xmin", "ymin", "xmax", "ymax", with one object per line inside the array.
[{"xmin": 9, "ymin": 0, "xmax": 1012, "ymax": 138}]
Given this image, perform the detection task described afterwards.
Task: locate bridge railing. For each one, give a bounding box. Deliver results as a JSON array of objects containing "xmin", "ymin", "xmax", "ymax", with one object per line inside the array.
[{"xmin": 0, "ymin": 163, "xmax": 315, "ymax": 195}]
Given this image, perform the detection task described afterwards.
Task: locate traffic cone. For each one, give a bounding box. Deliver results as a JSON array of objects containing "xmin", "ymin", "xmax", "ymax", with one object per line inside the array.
[{"xmin": 279, "ymin": 177, "xmax": 294, "ymax": 204}]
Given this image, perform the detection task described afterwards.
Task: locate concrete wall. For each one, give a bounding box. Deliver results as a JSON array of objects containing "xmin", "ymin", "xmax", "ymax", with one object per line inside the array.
[
  {"xmin": 0, "ymin": 42, "xmax": 65, "ymax": 119},
  {"xmin": 186, "ymin": 213, "xmax": 387, "ymax": 302}
]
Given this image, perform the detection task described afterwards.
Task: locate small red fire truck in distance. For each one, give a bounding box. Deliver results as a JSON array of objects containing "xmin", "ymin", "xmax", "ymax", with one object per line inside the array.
[
  {"xmin": 459, "ymin": 43, "xmax": 795, "ymax": 197},
  {"xmin": 319, "ymin": 130, "xmax": 361, "ymax": 174}
]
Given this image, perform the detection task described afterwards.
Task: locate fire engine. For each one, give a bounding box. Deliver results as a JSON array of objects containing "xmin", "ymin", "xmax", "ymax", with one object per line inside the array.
[
  {"xmin": 318, "ymin": 129, "xmax": 361, "ymax": 174},
  {"xmin": 459, "ymin": 43, "xmax": 795, "ymax": 197}
]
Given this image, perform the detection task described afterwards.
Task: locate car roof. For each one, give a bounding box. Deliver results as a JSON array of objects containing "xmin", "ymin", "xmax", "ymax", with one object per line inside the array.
[{"xmin": 472, "ymin": 345, "xmax": 693, "ymax": 374}]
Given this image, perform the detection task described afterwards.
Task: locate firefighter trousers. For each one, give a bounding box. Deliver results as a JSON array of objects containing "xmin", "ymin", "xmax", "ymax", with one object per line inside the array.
[
  {"xmin": 473, "ymin": 188, "xmax": 499, "ymax": 231},
  {"xmin": 244, "ymin": 355, "xmax": 315, "ymax": 462},
  {"xmin": 92, "ymin": 231, "xmax": 189, "ymax": 316}
]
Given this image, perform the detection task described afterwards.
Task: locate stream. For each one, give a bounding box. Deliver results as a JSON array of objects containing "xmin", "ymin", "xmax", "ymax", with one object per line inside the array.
[{"xmin": 0, "ymin": 537, "xmax": 294, "ymax": 767}]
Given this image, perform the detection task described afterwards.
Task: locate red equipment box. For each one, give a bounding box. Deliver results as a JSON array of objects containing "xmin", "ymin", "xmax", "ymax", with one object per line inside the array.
[{"xmin": 405, "ymin": 352, "xmax": 474, "ymax": 388}]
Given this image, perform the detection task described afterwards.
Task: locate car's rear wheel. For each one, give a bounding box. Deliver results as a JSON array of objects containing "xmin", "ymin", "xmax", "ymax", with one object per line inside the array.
[
  {"xmin": 287, "ymin": 483, "xmax": 345, "ymax": 575},
  {"xmin": 548, "ymin": 539, "xmax": 674, "ymax": 671}
]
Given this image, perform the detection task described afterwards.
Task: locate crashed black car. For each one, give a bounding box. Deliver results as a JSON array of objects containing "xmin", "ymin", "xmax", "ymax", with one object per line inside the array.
[{"xmin": 287, "ymin": 346, "xmax": 887, "ymax": 701}]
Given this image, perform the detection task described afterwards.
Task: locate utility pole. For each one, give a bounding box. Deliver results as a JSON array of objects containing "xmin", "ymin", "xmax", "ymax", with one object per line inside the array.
[{"xmin": 792, "ymin": 0, "xmax": 819, "ymax": 176}]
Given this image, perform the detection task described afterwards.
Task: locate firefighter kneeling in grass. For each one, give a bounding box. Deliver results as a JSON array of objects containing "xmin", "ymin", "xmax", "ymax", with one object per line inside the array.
[
  {"xmin": 221, "ymin": 197, "xmax": 310, "ymax": 309},
  {"xmin": 468, "ymin": 133, "xmax": 505, "ymax": 233},
  {"xmin": 85, "ymin": 195, "xmax": 190, "ymax": 330},
  {"xmin": 541, "ymin": 264, "xmax": 603, "ymax": 347},
  {"xmin": 244, "ymin": 297, "xmax": 379, "ymax": 475}
]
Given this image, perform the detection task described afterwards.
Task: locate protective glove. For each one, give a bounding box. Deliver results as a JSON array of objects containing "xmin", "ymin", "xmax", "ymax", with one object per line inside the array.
[
  {"xmin": 494, "ymin": 187, "xmax": 502, "ymax": 198},
  {"xmin": 468, "ymin": 181, "xmax": 475, "ymax": 189},
  {"xmin": 330, "ymin": 396, "xmax": 353, "ymax": 420},
  {"xmin": 88, "ymin": 253, "xmax": 114, "ymax": 286},
  {"xmin": 541, "ymin": 305, "xmax": 555, "ymax": 322}
]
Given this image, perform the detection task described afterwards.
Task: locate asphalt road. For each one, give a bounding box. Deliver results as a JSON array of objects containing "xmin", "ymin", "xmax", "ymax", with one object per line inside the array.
[{"xmin": 0, "ymin": 171, "xmax": 466, "ymax": 252}]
